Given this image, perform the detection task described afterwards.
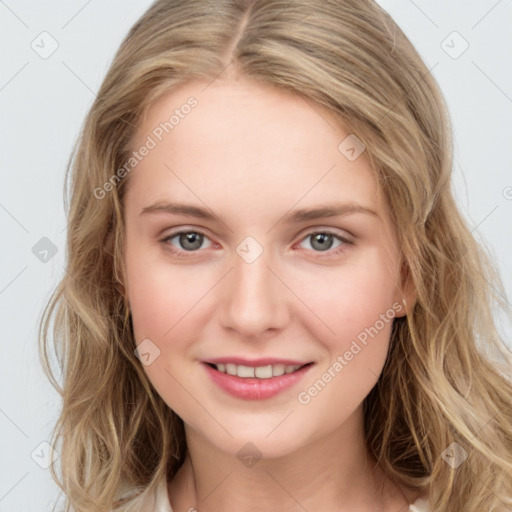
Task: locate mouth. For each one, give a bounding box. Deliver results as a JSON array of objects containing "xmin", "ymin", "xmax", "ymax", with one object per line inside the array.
[
  {"xmin": 204, "ymin": 361, "xmax": 313, "ymax": 379},
  {"xmin": 201, "ymin": 359, "xmax": 315, "ymax": 400}
]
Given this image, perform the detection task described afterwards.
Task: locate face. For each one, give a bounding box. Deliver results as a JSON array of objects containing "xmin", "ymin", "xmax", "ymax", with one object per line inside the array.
[{"xmin": 122, "ymin": 77, "xmax": 410, "ymax": 459}]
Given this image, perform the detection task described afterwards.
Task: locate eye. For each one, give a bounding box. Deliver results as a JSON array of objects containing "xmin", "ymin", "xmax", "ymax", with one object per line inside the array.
[
  {"xmin": 160, "ymin": 228, "xmax": 352, "ymax": 258},
  {"xmin": 162, "ymin": 230, "xmax": 213, "ymax": 254},
  {"xmin": 298, "ymin": 231, "xmax": 351, "ymax": 255}
]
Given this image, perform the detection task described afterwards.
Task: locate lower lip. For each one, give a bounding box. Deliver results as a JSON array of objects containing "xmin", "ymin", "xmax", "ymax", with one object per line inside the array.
[{"xmin": 203, "ymin": 363, "xmax": 313, "ymax": 400}]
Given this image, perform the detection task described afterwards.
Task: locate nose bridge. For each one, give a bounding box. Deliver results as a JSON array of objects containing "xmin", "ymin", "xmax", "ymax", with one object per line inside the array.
[{"xmin": 219, "ymin": 242, "xmax": 289, "ymax": 337}]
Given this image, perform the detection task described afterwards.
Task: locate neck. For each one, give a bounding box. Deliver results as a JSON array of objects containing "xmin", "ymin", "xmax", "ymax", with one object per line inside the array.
[{"xmin": 168, "ymin": 407, "xmax": 414, "ymax": 512}]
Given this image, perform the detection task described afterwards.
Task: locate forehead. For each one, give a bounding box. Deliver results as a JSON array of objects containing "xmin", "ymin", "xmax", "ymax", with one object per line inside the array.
[{"xmin": 125, "ymin": 77, "xmax": 384, "ymax": 221}]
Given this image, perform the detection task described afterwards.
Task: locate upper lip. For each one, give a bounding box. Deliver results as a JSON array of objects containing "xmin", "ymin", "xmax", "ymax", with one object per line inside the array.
[{"xmin": 203, "ymin": 357, "xmax": 313, "ymax": 367}]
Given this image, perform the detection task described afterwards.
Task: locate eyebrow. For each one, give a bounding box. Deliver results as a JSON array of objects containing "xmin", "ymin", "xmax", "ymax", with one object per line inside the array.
[{"xmin": 139, "ymin": 201, "xmax": 378, "ymax": 223}]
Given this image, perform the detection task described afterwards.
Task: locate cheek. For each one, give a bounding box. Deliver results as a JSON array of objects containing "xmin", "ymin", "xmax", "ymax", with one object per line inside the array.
[
  {"xmin": 291, "ymin": 254, "xmax": 399, "ymax": 421},
  {"xmin": 124, "ymin": 247, "xmax": 209, "ymax": 414},
  {"xmin": 297, "ymin": 253, "xmax": 399, "ymax": 350},
  {"xmin": 125, "ymin": 245, "xmax": 208, "ymax": 343},
  {"xmin": 127, "ymin": 271, "xmax": 179, "ymax": 342}
]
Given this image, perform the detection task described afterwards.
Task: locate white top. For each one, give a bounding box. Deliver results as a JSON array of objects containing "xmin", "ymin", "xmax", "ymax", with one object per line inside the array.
[{"xmin": 152, "ymin": 478, "xmax": 431, "ymax": 512}]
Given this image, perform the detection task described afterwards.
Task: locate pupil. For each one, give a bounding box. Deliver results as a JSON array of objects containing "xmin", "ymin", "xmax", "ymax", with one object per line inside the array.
[
  {"xmin": 312, "ymin": 233, "xmax": 333, "ymax": 251},
  {"xmin": 180, "ymin": 232, "xmax": 202, "ymax": 250}
]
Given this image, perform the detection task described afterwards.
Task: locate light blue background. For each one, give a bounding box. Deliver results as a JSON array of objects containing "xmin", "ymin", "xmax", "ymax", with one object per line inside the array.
[{"xmin": 1, "ymin": 1, "xmax": 511, "ymax": 510}]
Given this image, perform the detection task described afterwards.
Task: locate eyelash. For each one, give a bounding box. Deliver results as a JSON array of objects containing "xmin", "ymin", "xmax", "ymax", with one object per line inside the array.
[{"xmin": 160, "ymin": 229, "xmax": 352, "ymax": 259}]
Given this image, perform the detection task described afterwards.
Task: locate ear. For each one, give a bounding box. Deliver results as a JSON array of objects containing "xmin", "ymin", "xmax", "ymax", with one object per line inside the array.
[{"xmin": 393, "ymin": 258, "xmax": 417, "ymax": 318}]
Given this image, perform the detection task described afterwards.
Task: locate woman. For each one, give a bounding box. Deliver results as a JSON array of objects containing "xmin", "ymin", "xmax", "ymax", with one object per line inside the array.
[{"xmin": 40, "ymin": 1, "xmax": 512, "ymax": 511}]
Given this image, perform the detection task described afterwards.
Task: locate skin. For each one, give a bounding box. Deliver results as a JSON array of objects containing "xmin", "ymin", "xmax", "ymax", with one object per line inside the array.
[{"xmin": 122, "ymin": 74, "xmax": 418, "ymax": 512}]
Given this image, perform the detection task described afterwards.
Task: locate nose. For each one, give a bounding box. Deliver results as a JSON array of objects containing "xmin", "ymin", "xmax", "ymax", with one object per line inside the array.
[{"xmin": 218, "ymin": 248, "xmax": 290, "ymax": 339}]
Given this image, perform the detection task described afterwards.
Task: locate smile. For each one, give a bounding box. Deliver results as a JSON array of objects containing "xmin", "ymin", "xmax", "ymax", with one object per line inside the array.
[
  {"xmin": 202, "ymin": 359, "xmax": 314, "ymax": 400},
  {"xmin": 207, "ymin": 362, "xmax": 304, "ymax": 379}
]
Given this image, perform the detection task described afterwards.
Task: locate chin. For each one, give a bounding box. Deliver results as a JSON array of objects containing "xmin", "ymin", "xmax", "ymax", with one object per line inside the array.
[{"xmin": 187, "ymin": 416, "xmax": 315, "ymax": 463}]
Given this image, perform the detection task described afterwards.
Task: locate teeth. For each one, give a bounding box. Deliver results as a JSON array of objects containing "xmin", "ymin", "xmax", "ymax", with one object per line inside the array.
[
  {"xmin": 213, "ymin": 363, "xmax": 303, "ymax": 379},
  {"xmin": 272, "ymin": 364, "xmax": 285, "ymax": 376},
  {"xmin": 237, "ymin": 365, "xmax": 255, "ymax": 378},
  {"xmin": 254, "ymin": 365, "xmax": 272, "ymax": 378},
  {"xmin": 225, "ymin": 363, "xmax": 237, "ymax": 376}
]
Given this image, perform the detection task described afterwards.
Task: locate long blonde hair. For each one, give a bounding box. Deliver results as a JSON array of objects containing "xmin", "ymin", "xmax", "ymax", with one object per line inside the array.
[{"xmin": 39, "ymin": 0, "xmax": 512, "ymax": 510}]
